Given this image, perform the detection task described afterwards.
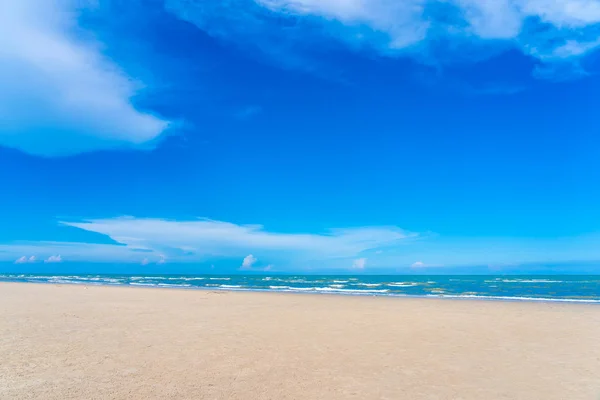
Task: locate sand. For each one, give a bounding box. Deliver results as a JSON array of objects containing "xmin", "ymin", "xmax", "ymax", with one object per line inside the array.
[{"xmin": 0, "ymin": 283, "xmax": 599, "ymax": 400}]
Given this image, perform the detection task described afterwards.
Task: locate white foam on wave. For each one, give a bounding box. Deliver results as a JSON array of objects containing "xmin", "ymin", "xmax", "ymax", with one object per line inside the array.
[
  {"xmin": 178, "ymin": 277, "xmax": 207, "ymax": 281},
  {"xmin": 388, "ymin": 282, "xmax": 418, "ymax": 287},
  {"xmin": 129, "ymin": 276, "xmax": 160, "ymax": 281},
  {"xmin": 356, "ymin": 283, "xmax": 382, "ymax": 287},
  {"xmin": 129, "ymin": 282, "xmax": 157, "ymax": 287},
  {"xmin": 73, "ymin": 277, "xmax": 122, "ymax": 283},
  {"xmin": 157, "ymin": 283, "xmax": 192, "ymax": 288},
  {"xmin": 266, "ymin": 286, "xmax": 390, "ymax": 294},
  {"xmin": 489, "ymin": 279, "xmax": 565, "ymax": 283},
  {"xmin": 209, "ymin": 277, "xmax": 231, "ymax": 281},
  {"xmin": 217, "ymin": 284, "xmax": 242, "ymax": 288},
  {"xmin": 48, "ymin": 278, "xmax": 87, "ymax": 285},
  {"xmin": 332, "ymin": 280, "xmax": 348, "ymax": 283}
]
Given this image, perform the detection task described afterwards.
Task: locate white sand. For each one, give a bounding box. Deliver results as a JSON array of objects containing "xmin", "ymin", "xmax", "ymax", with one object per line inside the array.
[{"xmin": 0, "ymin": 282, "xmax": 599, "ymax": 399}]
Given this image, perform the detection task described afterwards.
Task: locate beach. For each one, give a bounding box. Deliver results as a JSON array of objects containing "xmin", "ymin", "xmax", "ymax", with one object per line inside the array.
[{"xmin": 0, "ymin": 283, "xmax": 599, "ymax": 399}]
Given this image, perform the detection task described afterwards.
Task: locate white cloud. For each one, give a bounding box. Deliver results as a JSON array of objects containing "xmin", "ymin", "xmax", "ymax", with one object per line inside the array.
[
  {"xmin": 547, "ymin": 38, "xmax": 600, "ymax": 59},
  {"xmin": 61, "ymin": 217, "xmax": 413, "ymax": 261},
  {"xmin": 2, "ymin": 241, "xmax": 157, "ymax": 263},
  {"xmin": 0, "ymin": 1, "xmax": 170, "ymax": 156},
  {"xmin": 352, "ymin": 257, "xmax": 367, "ymax": 269},
  {"xmin": 411, "ymin": 260, "xmax": 444, "ymax": 268},
  {"xmin": 15, "ymin": 255, "xmax": 37, "ymax": 264},
  {"xmin": 241, "ymin": 254, "xmax": 258, "ymax": 269},
  {"xmin": 257, "ymin": 0, "xmax": 430, "ymax": 49},
  {"xmin": 44, "ymin": 255, "xmax": 62, "ymax": 263},
  {"xmin": 141, "ymin": 257, "xmax": 150, "ymax": 266},
  {"xmin": 255, "ymin": 0, "xmax": 600, "ymax": 52},
  {"xmin": 168, "ymin": 0, "xmax": 600, "ymax": 78},
  {"xmin": 521, "ymin": 0, "xmax": 600, "ymax": 27},
  {"xmin": 2, "ymin": 221, "xmax": 600, "ymax": 271},
  {"xmin": 0, "ymin": 218, "xmax": 412, "ymax": 267}
]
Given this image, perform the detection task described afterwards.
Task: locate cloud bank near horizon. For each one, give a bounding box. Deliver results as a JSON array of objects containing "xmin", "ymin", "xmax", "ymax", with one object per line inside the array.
[{"xmin": 0, "ymin": 216, "xmax": 599, "ymax": 272}]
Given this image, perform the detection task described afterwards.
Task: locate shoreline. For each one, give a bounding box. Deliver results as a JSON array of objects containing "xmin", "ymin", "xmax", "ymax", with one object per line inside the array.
[{"xmin": 2, "ymin": 279, "xmax": 600, "ymax": 304}]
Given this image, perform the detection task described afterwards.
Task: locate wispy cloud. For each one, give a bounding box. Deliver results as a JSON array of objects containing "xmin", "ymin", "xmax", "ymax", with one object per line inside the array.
[
  {"xmin": 0, "ymin": 1, "xmax": 170, "ymax": 156},
  {"xmin": 166, "ymin": 0, "xmax": 600, "ymax": 79},
  {"xmin": 60, "ymin": 217, "xmax": 414, "ymax": 261},
  {"xmin": 410, "ymin": 260, "xmax": 443, "ymax": 269}
]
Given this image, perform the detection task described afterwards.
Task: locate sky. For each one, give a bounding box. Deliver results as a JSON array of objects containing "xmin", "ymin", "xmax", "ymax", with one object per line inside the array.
[{"xmin": 1, "ymin": 0, "xmax": 599, "ymax": 274}]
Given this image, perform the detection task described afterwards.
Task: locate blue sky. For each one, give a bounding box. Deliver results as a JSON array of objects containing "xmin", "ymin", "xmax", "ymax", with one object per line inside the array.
[{"xmin": 1, "ymin": 0, "xmax": 599, "ymax": 274}]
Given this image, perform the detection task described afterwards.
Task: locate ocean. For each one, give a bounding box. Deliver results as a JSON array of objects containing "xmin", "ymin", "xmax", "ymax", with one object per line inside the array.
[{"xmin": 1, "ymin": 274, "xmax": 599, "ymax": 303}]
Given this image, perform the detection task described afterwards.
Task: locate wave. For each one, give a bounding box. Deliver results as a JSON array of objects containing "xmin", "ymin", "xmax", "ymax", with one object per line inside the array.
[
  {"xmin": 177, "ymin": 277, "xmax": 207, "ymax": 281},
  {"xmin": 129, "ymin": 276, "xmax": 161, "ymax": 281},
  {"xmin": 2, "ymin": 275, "xmax": 598, "ymax": 303},
  {"xmin": 48, "ymin": 278, "xmax": 87, "ymax": 284},
  {"xmin": 266, "ymin": 285, "xmax": 388, "ymax": 294},
  {"xmin": 387, "ymin": 282, "xmax": 418, "ymax": 287},
  {"xmin": 157, "ymin": 283, "xmax": 192, "ymax": 288},
  {"xmin": 487, "ymin": 279, "xmax": 566, "ymax": 283},
  {"xmin": 313, "ymin": 287, "xmax": 389, "ymax": 294}
]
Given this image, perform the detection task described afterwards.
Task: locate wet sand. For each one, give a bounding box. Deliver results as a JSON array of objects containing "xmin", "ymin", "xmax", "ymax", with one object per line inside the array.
[{"xmin": 0, "ymin": 282, "xmax": 598, "ymax": 399}]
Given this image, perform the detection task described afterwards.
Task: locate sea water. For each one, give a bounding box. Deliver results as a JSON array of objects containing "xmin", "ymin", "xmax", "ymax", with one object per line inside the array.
[{"xmin": 1, "ymin": 274, "xmax": 599, "ymax": 303}]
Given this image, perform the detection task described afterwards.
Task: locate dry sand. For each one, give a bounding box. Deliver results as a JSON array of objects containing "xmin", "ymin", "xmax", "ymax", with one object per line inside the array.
[{"xmin": 0, "ymin": 282, "xmax": 599, "ymax": 400}]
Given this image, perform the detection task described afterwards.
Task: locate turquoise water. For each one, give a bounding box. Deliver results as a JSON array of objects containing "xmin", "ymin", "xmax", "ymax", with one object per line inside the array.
[{"xmin": 1, "ymin": 274, "xmax": 599, "ymax": 303}]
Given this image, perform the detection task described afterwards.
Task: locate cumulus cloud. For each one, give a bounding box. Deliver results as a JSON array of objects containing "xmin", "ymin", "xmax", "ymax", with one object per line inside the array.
[
  {"xmin": 0, "ymin": 1, "xmax": 169, "ymax": 156},
  {"xmin": 15, "ymin": 255, "xmax": 37, "ymax": 264},
  {"xmin": 241, "ymin": 254, "xmax": 258, "ymax": 269},
  {"xmin": 352, "ymin": 257, "xmax": 367, "ymax": 269},
  {"xmin": 44, "ymin": 255, "xmax": 63, "ymax": 263},
  {"xmin": 167, "ymin": 0, "xmax": 600, "ymax": 78},
  {"xmin": 2, "ymin": 241, "xmax": 157, "ymax": 263}
]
